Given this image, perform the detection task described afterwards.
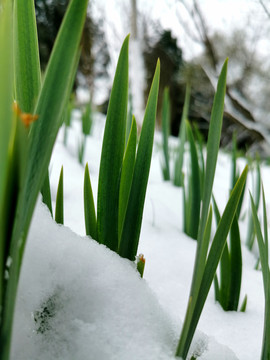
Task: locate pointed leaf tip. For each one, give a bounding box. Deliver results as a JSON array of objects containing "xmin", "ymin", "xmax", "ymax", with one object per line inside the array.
[
  {"xmin": 156, "ymin": 58, "xmax": 160, "ymax": 74},
  {"xmin": 221, "ymin": 58, "xmax": 228, "ymax": 74},
  {"xmin": 122, "ymin": 34, "xmax": 130, "ymax": 50}
]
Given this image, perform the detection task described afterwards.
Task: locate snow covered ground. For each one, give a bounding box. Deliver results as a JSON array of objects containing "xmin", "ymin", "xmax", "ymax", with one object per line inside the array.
[{"xmin": 11, "ymin": 111, "xmax": 270, "ymax": 359}]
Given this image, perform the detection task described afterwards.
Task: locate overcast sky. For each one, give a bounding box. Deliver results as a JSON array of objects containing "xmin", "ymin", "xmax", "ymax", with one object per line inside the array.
[
  {"xmin": 92, "ymin": 0, "xmax": 269, "ymax": 61},
  {"xmin": 90, "ymin": 0, "xmax": 270, "ymax": 103}
]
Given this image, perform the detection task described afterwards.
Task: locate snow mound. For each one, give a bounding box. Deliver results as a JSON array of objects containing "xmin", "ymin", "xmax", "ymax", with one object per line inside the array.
[{"xmin": 11, "ymin": 202, "xmax": 238, "ymax": 360}]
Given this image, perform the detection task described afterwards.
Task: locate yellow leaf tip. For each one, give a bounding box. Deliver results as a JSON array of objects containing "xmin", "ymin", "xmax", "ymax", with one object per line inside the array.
[{"xmin": 13, "ymin": 101, "xmax": 39, "ymax": 127}]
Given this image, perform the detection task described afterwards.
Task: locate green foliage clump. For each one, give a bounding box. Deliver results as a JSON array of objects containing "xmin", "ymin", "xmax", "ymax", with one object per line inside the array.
[
  {"xmin": 84, "ymin": 36, "xmax": 160, "ymax": 264},
  {"xmin": 0, "ymin": 1, "xmax": 88, "ymax": 358}
]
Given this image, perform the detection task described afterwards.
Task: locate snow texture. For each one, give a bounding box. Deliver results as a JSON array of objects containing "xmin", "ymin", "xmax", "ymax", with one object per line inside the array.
[
  {"xmin": 12, "ymin": 202, "xmax": 238, "ymax": 360},
  {"xmin": 10, "ymin": 113, "xmax": 269, "ymax": 359}
]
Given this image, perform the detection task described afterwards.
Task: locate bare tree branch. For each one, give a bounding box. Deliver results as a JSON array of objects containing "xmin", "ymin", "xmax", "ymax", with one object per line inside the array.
[
  {"xmin": 174, "ymin": 7, "xmax": 201, "ymax": 43},
  {"xmin": 259, "ymin": 0, "xmax": 270, "ymax": 18},
  {"xmin": 174, "ymin": 0, "xmax": 270, "ymax": 148}
]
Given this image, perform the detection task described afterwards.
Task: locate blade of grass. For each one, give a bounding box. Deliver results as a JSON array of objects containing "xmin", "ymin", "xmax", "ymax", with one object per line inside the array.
[
  {"xmin": 212, "ymin": 195, "xmax": 230, "ymax": 310},
  {"xmin": 176, "ymin": 165, "xmax": 248, "ymax": 359},
  {"xmin": 228, "ymin": 215, "xmax": 242, "ymax": 310},
  {"xmin": 200, "ymin": 205, "xmax": 213, "ymax": 268},
  {"xmin": 13, "ymin": 0, "xmax": 87, "ymax": 249},
  {"xmin": 119, "ymin": 60, "xmax": 160, "ymax": 260},
  {"xmin": 82, "ymin": 101, "xmax": 92, "ymax": 136},
  {"xmin": 126, "ymin": 93, "xmax": 133, "ymax": 146},
  {"xmin": 250, "ymin": 191, "xmax": 268, "ymax": 295},
  {"xmin": 185, "ymin": 121, "xmax": 201, "ymax": 239},
  {"xmin": 214, "ymin": 275, "xmax": 220, "ymax": 303},
  {"xmin": 177, "ymin": 62, "xmax": 228, "ymax": 358},
  {"xmin": 84, "ymin": 163, "xmax": 97, "ymax": 240},
  {"xmin": 198, "ymin": 59, "xmax": 228, "ymax": 243},
  {"xmin": 55, "ymin": 166, "xmax": 64, "ymax": 225},
  {"xmin": 193, "ymin": 166, "xmax": 247, "ymax": 338},
  {"xmin": 236, "ymin": 177, "xmax": 246, "ymax": 219},
  {"xmin": 247, "ymin": 161, "xmax": 261, "ymax": 249},
  {"xmin": 12, "ymin": 0, "xmax": 41, "ymax": 197},
  {"xmin": 41, "ymin": 170, "xmax": 53, "ymax": 216},
  {"xmin": 63, "ymin": 98, "xmax": 73, "ymax": 146},
  {"xmin": 184, "ymin": 169, "xmax": 191, "ymax": 234},
  {"xmin": 13, "ymin": 0, "xmax": 41, "ymax": 113},
  {"xmin": 193, "ymin": 125, "xmax": 205, "ymax": 196},
  {"xmin": 118, "ymin": 116, "xmax": 137, "ymax": 241},
  {"xmin": 97, "ymin": 35, "xmax": 129, "ymax": 251},
  {"xmin": 251, "ymin": 188, "xmax": 270, "ymax": 359},
  {"xmin": 240, "ymin": 294, "xmax": 248, "ymax": 312},
  {"xmin": 78, "ymin": 136, "xmax": 87, "ymax": 165},
  {"xmin": 191, "ymin": 59, "xmax": 228, "ymax": 296},
  {"xmin": 0, "ymin": 0, "xmax": 13, "ymax": 310},
  {"xmin": 231, "ymin": 132, "xmax": 238, "ymax": 189},
  {"xmin": 1, "ymin": 2, "xmax": 88, "ymax": 358},
  {"xmin": 174, "ymin": 83, "xmax": 191, "ymax": 187},
  {"xmin": 161, "ymin": 87, "xmax": 170, "ymax": 180}
]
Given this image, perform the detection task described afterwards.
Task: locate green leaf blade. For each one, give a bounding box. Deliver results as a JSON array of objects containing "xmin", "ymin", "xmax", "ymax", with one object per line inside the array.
[
  {"xmin": 97, "ymin": 35, "xmax": 129, "ymax": 251},
  {"xmin": 190, "ymin": 59, "xmax": 228, "ymax": 302},
  {"xmin": 82, "ymin": 101, "xmax": 92, "ymax": 136},
  {"xmin": 251, "ymin": 188, "xmax": 270, "ymax": 359},
  {"xmin": 55, "ymin": 167, "xmax": 64, "ymax": 225},
  {"xmin": 41, "ymin": 170, "xmax": 53, "ymax": 216},
  {"xmin": 201, "ymin": 166, "xmax": 247, "ymax": 304},
  {"xmin": 176, "ymin": 165, "xmax": 247, "ymax": 359},
  {"xmin": 1, "ymin": 3, "xmax": 88, "ymax": 358},
  {"xmin": 198, "ymin": 59, "xmax": 228, "ymax": 243},
  {"xmin": 84, "ymin": 163, "xmax": 97, "ymax": 240},
  {"xmin": 212, "ymin": 196, "xmax": 230, "ymax": 310},
  {"xmin": 14, "ymin": 0, "xmax": 41, "ymax": 113},
  {"xmin": 14, "ymin": 0, "xmax": 87, "ymax": 247},
  {"xmin": 0, "ymin": 0, "xmax": 14, "ymax": 326},
  {"xmin": 185, "ymin": 121, "xmax": 201, "ymax": 240},
  {"xmin": 250, "ymin": 193, "xmax": 268, "ymax": 292},
  {"xmin": 118, "ymin": 117, "xmax": 137, "ymax": 241},
  {"xmin": 0, "ymin": 0, "xmax": 13, "ymax": 217},
  {"xmin": 174, "ymin": 83, "xmax": 190, "ymax": 187},
  {"xmin": 161, "ymin": 87, "xmax": 170, "ymax": 180},
  {"xmin": 228, "ymin": 216, "xmax": 242, "ymax": 310},
  {"xmin": 119, "ymin": 60, "xmax": 160, "ymax": 260}
]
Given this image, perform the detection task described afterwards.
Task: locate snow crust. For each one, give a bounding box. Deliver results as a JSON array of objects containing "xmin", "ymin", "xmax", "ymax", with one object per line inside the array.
[
  {"xmin": 12, "ymin": 203, "xmax": 176, "ymax": 360},
  {"xmin": 11, "ymin": 113, "xmax": 269, "ymax": 359}
]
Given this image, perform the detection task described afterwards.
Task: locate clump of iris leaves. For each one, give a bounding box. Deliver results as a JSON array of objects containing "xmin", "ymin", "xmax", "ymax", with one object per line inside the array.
[{"xmin": 0, "ymin": 1, "xmax": 269, "ymax": 360}]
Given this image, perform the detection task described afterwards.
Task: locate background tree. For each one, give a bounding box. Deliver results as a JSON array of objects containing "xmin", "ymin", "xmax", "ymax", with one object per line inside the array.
[
  {"xmin": 144, "ymin": 29, "xmax": 184, "ymax": 135},
  {"xmin": 172, "ymin": 0, "xmax": 267, "ymax": 151},
  {"xmin": 35, "ymin": 0, "xmax": 110, "ymax": 102}
]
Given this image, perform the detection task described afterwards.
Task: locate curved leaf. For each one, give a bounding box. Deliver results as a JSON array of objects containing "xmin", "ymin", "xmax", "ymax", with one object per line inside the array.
[
  {"xmin": 185, "ymin": 121, "xmax": 201, "ymax": 239},
  {"xmin": 190, "ymin": 59, "xmax": 228, "ymax": 300},
  {"xmin": 55, "ymin": 166, "xmax": 64, "ymax": 225},
  {"xmin": 119, "ymin": 60, "xmax": 160, "ymax": 260},
  {"xmin": 97, "ymin": 35, "xmax": 129, "ymax": 251},
  {"xmin": 14, "ymin": 0, "xmax": 41, "ymax": 113},
  {"xmin": 0, "ymin": 0, "xmax": 13, "ymax": 334},
  {"xmin": 174, "ymin": 83, "xmax": 190, "ymax": 187},
  {"xmin": 176, "ymin": 165, "xmax": 247, "ymax": 359},
  {"xmin": 41, "ymin": 170, "xmax": 53, "ymax": 216},
  {"xmin": 84, "ymin": 163, "xmax": 97, "ymax": 240},
  {"xmin": 118, "ymin": 116, "xmax": 137, "ymax": 241},
  {"xmin": 1, "ymin": 2, "xmax": 88, "ymax": 358},
  {"xmin": 161, "ymin": 87, "xmax": 170, "ymax": 180}
]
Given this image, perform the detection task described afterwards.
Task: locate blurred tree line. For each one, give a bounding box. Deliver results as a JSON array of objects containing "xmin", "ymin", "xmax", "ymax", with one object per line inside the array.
[
  {"xmin": 35, "ymin": 0, "xmax": 270, "ymax": 153},
  {"xmin": 142, "ymin": 2, "xmax": 268, "ymax": 151},
  {"xmin": 35, "ymin": 0, "xmax": 110, "ymax": 100}
]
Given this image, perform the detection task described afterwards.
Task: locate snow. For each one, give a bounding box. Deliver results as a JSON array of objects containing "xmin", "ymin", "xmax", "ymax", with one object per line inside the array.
[
  {"xmin": 11, "ymin": 112, "xmax": 269, "ymax": 359},
  {"xmin": 12, "ymin": 203, "xmax": 175, "ymax": 360}
]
